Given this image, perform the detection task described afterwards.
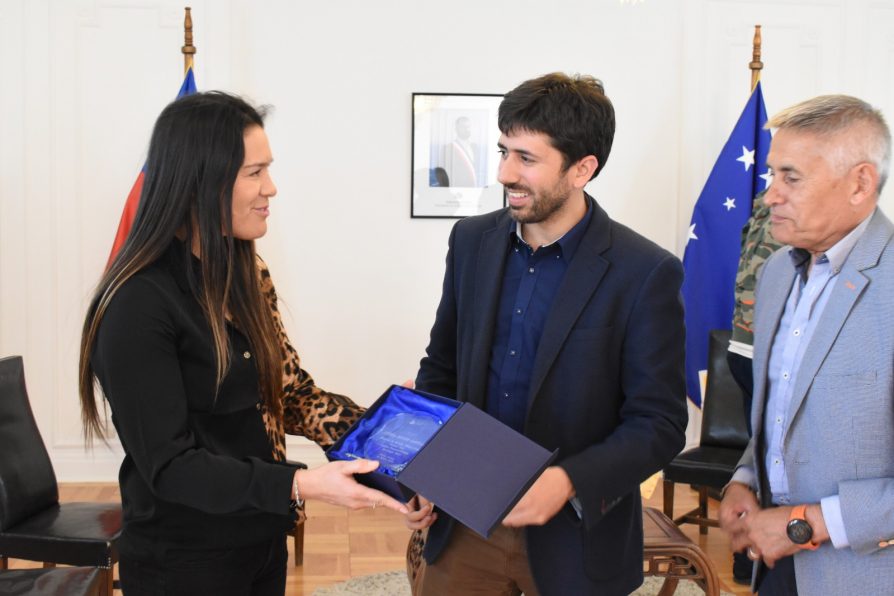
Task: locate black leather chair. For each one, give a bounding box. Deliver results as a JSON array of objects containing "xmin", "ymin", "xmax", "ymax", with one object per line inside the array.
[
  {"xmin": 0, "ymin": 356, "xmax": 122, "ymax": 595},
  {"xmin": 0, "ymin": 567, "xmax": 102, "ymax": 595},
  {"xmin": 662, "ymin": 329, "xmax": 749, "ymax": 534}
]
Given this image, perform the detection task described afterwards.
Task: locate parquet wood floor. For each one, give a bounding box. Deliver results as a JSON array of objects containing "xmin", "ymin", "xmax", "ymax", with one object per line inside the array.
[{"xmin": 4, "ymin": 483, "xmax": 752, "ymax": 595}]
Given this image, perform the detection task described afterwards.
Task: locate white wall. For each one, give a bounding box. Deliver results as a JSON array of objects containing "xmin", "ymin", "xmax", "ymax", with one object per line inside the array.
[{"xmin": 2, "ymin": 0, "xmax": 894, "ymax": 479}]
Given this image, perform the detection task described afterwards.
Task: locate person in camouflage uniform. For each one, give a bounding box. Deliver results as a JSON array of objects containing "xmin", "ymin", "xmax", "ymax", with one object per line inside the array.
[
  {"xmin": 727, "ymin": 190, "xmax": 782, "ymax": 583},
  {"xmin": 727, "ymin": 191, "xmax": 782, "ymax": 431}
]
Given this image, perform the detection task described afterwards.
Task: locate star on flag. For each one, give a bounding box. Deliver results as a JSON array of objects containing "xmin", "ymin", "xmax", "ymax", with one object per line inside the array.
[
  {"xmin": 737, "ymin": 146, "xmax": 755, "ymax": 171},
  {"xmin": 723, "ymin": 197, "xmax": 736, "ymax": 211}
]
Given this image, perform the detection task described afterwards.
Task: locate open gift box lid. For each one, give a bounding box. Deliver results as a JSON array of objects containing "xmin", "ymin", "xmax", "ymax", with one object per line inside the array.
[{"xmin": 326, "ymin": 385, "xmax": 558, "ymax": 538}]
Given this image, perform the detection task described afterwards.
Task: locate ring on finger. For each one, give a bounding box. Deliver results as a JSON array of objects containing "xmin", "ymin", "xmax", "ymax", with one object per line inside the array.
[{"xmin": 747, "ymin": 547, "xmax": 759, "ymax": 560}]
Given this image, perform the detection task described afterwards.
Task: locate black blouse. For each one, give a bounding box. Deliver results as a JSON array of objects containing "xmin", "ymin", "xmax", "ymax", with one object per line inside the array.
[{"xmin": 92, "ymin": 243, "xmax": 298, "ymax": 558}]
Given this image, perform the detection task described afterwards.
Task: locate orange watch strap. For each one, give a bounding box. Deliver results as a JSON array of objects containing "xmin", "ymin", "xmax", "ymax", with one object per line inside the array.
[
  {"xmin": 789, "ymin": 504, "xmax": 819, "ymax": 550},
  {"xmin": 789, "ymin": 504, "xmax": 808, "ymax": 522}
]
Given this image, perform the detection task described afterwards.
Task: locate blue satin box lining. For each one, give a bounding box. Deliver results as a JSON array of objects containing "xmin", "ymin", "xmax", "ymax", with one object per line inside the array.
[
  {"xmin": 327, "ymin": 385, "xmax": 558, "ymax": 535},
  {"xmin": 327, "ymin": 385, "xmax": 459, "ymax": 478}
]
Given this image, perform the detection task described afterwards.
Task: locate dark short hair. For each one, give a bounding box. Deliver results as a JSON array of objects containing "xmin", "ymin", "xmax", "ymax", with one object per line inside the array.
[{"xmin": 498, "ymin": 72, "xmax": 615, "ymax": 180}]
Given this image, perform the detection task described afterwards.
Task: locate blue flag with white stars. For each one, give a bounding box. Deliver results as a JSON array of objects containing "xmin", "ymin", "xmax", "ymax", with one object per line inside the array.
[{"xmin": 682, "ymin": 82, "xmax": 772, "ymax": 407}]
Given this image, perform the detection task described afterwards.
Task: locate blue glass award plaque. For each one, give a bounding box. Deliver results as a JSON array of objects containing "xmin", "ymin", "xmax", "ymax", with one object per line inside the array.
[{"xmin": 363, "ymin": 412, "xmax": 442, "ymax": 473}]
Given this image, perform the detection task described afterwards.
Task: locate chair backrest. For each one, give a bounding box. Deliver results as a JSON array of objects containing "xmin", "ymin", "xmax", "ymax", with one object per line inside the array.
[
  {"xmin": 0, "ymin": 355, "xmax": 59, "ymax": 531},
  {"xmin": 699, "ymin": 330, "xmax": 750, "ymax": 449}
]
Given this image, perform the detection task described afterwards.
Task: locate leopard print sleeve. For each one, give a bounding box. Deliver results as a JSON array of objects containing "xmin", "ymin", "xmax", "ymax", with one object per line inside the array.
[{"xmin": 257, "ymin": 256, "xmax": 365, "ymax": 460}]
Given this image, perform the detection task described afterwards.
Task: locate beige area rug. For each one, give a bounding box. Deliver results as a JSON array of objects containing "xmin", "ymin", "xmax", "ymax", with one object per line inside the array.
[{"xmin": 312, "ymin": 570, "xmax": 735, "ymax": 596}]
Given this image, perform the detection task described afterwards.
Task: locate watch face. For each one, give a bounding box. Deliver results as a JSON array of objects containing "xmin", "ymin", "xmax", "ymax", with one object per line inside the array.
[{"xmin": 787, "ymin": 519, "xmax": 813, "ymax": 545}]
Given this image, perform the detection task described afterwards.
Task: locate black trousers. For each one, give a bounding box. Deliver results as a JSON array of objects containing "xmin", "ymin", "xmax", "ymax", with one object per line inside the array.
[
  {"xmin": 757, "ymin": 555, "xmax": 797, "ymax": 596},
  {"xmin": 119, "ymin": 534, "xmax": 288, "ymax": 596}
]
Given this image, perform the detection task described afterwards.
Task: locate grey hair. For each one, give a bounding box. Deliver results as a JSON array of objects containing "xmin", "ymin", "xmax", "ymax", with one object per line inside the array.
[{"xmin": 766, "ymin": 94, "xmax": 891, "ymax": 193}]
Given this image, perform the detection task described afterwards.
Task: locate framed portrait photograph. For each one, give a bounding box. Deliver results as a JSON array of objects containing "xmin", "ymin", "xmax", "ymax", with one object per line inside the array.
[{"xmin": 411, "ymin": 93, "xmax": 505, "ymax": 218}]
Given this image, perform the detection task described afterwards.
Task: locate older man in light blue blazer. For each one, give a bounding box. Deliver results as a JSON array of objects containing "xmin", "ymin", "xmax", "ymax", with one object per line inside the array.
[{"xmin": 719, "ymin": 94, "xmax": 894, "ymax": 596}]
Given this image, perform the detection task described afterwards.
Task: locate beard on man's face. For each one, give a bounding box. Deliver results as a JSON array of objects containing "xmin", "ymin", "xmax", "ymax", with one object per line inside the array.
[{"xmin": 506, "ymin": 183, "xmax": 571, "ymax": 224}]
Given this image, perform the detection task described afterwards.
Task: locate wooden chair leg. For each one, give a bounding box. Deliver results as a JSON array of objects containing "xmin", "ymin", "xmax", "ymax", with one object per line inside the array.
[
  {"xmin": 662, "ymin": 479, "xmax": 675, "ymax": 520},
  {"xmin": 104, "ymin": 567, "xmax": 114, "ymax": 596},
  {"xmin": 657, "ymin": 578, "xmax": 680, "ymax": 596},
  {"xmin": 698, "ymin": 486, "xmax": 709, "ymax": 535},
  {"xmin": 292, "ymin": 517, "xmax": 306, "ymax": 567}
]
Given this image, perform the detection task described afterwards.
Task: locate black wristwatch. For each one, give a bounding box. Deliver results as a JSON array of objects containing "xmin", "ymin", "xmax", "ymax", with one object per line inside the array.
[{"xmin": 786, "ymin": 504, "xmax": 818, "ymax": 550}]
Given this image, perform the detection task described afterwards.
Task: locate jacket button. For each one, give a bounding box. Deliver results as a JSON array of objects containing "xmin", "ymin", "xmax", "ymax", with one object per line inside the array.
[
  {"xmin": 243, "ymin": 351, "xmax": 251, "ymax": 359},
  {"xmin": 256, "ymin": 402, "xmax": 261, "ymax": 411}
]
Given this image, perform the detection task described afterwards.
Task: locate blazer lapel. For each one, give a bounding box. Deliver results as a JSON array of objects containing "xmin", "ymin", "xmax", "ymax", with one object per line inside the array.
[
  {"xmin": 464, "ymin": 212, "xmax": 512, "ymax": 408},
  {"xmin": 749, "ymin": 247, "xmax": 797, "ymax": 506},
  {"xmin": 525, "ymin": 198, "xmax": 610, "ymax": 416},
  {"xmin": 786, "ymin": 209, "xmax": 894, "ymax": 425},
  {"xmin": 751, "ymin": 255, "xmax": 795, "ymax": 445}
]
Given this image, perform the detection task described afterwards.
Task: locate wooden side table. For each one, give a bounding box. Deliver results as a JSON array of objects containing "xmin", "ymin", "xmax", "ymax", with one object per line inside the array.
[{"xmin": 643, "ymin": 507, "xmax": 720, "ymax": 596}]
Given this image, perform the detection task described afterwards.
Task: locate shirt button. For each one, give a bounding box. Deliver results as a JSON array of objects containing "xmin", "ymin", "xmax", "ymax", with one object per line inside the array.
[
  {"xmin": 776, "ymin": 417, "xmax": 782, "ymax": 424},
  {"xmin": 528, "ymin": 267, "xmax": 535, "ymax": 274},
  {"xmin": 793, "ymin": 329, "xmax": 800, "ymax": 336},
  {"xmin": 515, "ymin": 308, "xmax": 523, "ymax": 315},
  {"xmin": 774, "ymin": 459, "xmax": 780, "ymax": 465},
  {"xmin": 503, "ymin": 392, "xmax": 510, "ymax": 398},
  {"xmin": 243, "ymin": 351, "xmax": 251, "ymax": 359},
  {"xmin": 782, "ymin": 372, "xmax": 790, "ymax": 380},
  {"xmin": 509, "ymin": 350, "xmax": 517, "ymax": 356}
]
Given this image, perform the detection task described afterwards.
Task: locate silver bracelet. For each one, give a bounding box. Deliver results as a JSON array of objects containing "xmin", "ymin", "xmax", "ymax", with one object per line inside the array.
[{"xmin": 290, "ymin": 471, "xmax": 305, "ymax": 510}]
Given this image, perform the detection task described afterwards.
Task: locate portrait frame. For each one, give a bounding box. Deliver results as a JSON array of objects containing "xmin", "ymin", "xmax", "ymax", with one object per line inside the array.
[{"xmin": 411, "ymin": 93, "xmax": 505, "ymax": 218}]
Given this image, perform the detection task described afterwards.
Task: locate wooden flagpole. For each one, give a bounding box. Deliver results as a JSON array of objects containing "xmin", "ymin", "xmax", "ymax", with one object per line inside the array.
[
  {"xmin": 182, "ymin": 7, "xmax": 196, "ymax": 74},
  {"xmin": 750, "ymin": 25, "xmax": 763, "ymax": 90}
]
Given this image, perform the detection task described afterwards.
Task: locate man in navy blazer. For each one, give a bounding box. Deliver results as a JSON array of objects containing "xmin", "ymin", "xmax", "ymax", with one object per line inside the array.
[
  {"xmin": 405, "ymin": 73, "xmax": 688, "ymax": 596},
  {"xmin": 719, "ymin": 95, "xmax": 894, "ymax": 596}
]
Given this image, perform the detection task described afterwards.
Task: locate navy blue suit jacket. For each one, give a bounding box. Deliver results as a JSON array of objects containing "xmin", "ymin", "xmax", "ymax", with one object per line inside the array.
[{"xmin": 416, "ymin": 195, "xmax": 687, "ymax": 595}]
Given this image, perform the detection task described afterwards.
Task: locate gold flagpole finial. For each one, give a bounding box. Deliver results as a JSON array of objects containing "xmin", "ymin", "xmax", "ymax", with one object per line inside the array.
[
  {"xmin": 182, "ymin": 7, "xmax": 196, "ymax": 74},
  {"xmin": 750, "ymin": 25, "xmax": 763, "ymax": 91}
]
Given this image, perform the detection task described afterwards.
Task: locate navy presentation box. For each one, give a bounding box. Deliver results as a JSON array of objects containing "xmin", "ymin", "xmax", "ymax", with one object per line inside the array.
[{"xmin": 327, "ymin": 385, "xmax": 558, "ymax": 538}]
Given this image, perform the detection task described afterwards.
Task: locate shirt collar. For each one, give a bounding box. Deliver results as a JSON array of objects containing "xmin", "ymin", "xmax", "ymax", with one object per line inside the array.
[
  {"xmin": 509, "ymin": 198, "xmax": 592, "ymax": 261},
  {"xmin": 788, "ymin": 211, "xmax": 874, "ymax": 274}
]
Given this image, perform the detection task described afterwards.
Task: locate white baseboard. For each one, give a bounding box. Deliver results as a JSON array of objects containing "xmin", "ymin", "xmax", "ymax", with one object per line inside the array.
[
  {"xmin": 52, "ymin": 444, "xmax": 125, "ymax": 482},
  {"xmin": 52, "ymin": 438, "xmax": 330, "ymax": 483},
  {"xmin": 285, "ymin": 441, "xmax": 329, "ymax": 468}
]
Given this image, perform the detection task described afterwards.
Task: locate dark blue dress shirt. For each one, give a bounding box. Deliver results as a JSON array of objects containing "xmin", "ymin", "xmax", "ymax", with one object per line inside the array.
[{"xmin": 485, "ymin": 205, "xmax": 592, "ymax": 433}]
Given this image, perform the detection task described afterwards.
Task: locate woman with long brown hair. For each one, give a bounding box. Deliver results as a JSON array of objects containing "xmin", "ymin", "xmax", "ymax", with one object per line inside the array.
[{"xmin": 79, "ymin": 91, "xmax": 403, "ymax": 595}]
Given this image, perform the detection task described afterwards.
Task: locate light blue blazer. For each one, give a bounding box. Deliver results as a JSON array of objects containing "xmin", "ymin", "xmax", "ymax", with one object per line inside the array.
[{"xmin": 740, "ymin": 208, "xmax": 894, "ymax": 596}]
